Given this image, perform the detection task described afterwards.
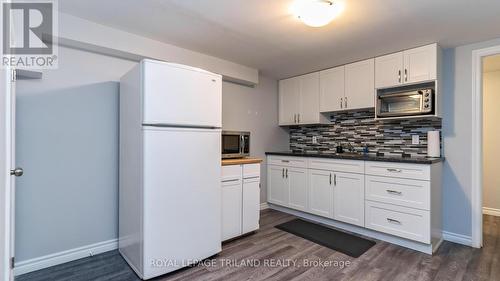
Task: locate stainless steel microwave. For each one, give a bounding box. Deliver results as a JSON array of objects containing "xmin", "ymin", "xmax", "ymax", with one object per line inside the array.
[
  {"xmin": 222, "ymin": 131, "xmax": 250, "ymax": 159},
  {"xmin": 376, "ymin": 89, "xmax": 434, "ymax": 118}
]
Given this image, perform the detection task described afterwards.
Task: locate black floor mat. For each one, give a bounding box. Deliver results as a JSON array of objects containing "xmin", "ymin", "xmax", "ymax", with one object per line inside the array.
[{"xmin": 275, "ymin": 219, "xmax": 375, "ymax": 258}]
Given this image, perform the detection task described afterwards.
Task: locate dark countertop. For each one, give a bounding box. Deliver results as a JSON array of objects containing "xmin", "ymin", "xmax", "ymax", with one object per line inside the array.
[{"xmin": 265, "ymin": 151, "xmax": 444, "ymax": 164}]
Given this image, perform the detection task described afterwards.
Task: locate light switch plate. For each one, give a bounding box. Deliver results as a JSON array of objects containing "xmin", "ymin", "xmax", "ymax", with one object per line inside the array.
[
  {"xmin": 412, "ymin": 135, "xmax": 420, "ymax": 145},
  {"xmin": 312, "ymin": 136, "xmax": 318, "ymax": 144}
]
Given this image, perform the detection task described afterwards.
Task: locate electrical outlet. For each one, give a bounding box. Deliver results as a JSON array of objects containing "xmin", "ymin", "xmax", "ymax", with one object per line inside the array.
[
  {"xmin": 312, "ymin": 136, "xmax": 318, "ymax": 144},
  {"xmin": 412, "ymin": 135, "xmax": 420, "ymax": 145}
]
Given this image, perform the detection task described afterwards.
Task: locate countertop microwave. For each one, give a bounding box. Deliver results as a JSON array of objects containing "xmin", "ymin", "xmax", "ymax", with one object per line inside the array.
[{"xmin": 222, "ymin": 131, "xmax": 250, "ymax": 159}]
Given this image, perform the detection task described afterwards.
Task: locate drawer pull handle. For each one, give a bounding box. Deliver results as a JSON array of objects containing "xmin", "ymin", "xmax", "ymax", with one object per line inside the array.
[
  {"xmin": 281, "ymin": 160, "xmax": 290, "ymax": 163},
  {"xmin": 386, "ymin": 190, "xmax": 402, "ymax": 195},
  {"xmin": 387, "ymin": 218, "xmax": 402, "ymax": 224},
  {"xmin": 222, "ymin": 179, "xmax": 240, "ymax": 183},
  {"xmin": 387, "ymin": 168, "xmax": 402, "ymax": 173}
]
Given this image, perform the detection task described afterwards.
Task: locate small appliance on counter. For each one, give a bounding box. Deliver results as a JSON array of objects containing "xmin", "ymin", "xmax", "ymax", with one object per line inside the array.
[{"xmin": 222, "ymin": 131, "xmax": 250, "ymax": 159}]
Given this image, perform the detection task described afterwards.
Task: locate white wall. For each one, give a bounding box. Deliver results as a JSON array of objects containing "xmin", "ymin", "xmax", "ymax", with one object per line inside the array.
[
  {"xmin": 442, "ymin": 37, "xmax": 500, "ymax": 237},
  {"xmin": 483, "ymin": 70, "xmax": 500, "ymax": 211},
  {"xmin": 222, "ymin": 79, "xmax": 289, "ymax": 203}
]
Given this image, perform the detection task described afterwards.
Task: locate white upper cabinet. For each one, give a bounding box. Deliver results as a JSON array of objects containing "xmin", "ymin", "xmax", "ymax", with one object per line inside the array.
[
  {"xmin": 279, "ymin": 73, "xmax": 325, "ymax": 125},
  {"xmin": 345, "ymin": 59, "xmax": 375, "ymax": 110},
  {"xmin": 375, "ymin": 53, "xmax": 404, "ymax": 89},
  {"xmin": 375, "ymin": 44, "xmax": 438, "ymax": 89},
  {"xmin": 403, "ymin": 44, "xmax": 437, "ymax": 84},
  {"xmin": 320, "ymin": 66, "xmax": 345, "ymax": 112},
  {"xmin": 279, "ymin": 78, "xmax": 300, "ymax": 125},
  {"xmin": 299, "ymin": 72, "xmax": 320, "ymax": 124}
]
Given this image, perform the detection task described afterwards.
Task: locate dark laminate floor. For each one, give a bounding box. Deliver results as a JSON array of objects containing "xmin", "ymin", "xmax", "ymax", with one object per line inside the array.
[{"xmin": 17, "ymin": 210, "xmax": 500, "ymax": 281}]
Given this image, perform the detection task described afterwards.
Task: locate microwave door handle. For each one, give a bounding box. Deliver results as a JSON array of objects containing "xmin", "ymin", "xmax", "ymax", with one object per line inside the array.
[{"xmin": 240, "ymin": 135, "xmax": 244, "ymax": 154}]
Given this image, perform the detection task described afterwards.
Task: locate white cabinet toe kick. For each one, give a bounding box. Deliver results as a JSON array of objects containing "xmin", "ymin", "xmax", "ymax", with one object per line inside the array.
[{"xmin": 266, "ymin": 155, "xmax": 443, "ymax": 254}]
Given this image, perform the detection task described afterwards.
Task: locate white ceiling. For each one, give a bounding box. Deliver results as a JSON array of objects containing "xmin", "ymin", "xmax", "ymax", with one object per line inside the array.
[
  {"xmin": 484, "ymin": 54, "xmax": 500, "ymax": 73},
  {"xmin": 59, "ymin": 0, "xmax": 500, "ymax": 79}
]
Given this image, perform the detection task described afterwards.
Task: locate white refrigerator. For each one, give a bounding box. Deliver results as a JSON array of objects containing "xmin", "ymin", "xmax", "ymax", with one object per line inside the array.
[{"xmin": 118, "ymin": 59, "xmax": 222, "ymax": 280}]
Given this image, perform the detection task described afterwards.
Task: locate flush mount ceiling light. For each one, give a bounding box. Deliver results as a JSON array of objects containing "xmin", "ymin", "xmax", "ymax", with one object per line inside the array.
[{"xmin": 291, "ymin": 0, "xmax": 344, "ymax": 27}]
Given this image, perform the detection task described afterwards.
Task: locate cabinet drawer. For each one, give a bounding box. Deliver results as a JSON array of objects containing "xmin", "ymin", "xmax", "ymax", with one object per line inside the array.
[
  {"xmin": 222, "ymin": 165, "xmax": 241, "ymax": 182},
  {"xmin": 366, "ymin": 176, "xmax": 430, "ymax": 210},
  {"xmin": 267, "ymin": 156, "xmax": 307, "ymax": 168},
  {"xmin": 365, "ymin": 201, "xmax": 430, "ymax": 244},
  {"xmin": 243, "ymin": 163, "xmax": 260, "ymax": 179},
  {"xmin": 365, "ymin": 161, "xmax": 430, "ymax": 180},
  {"xmin": 308, "ymin": 158, "xmax": 364, "ymax": 174}
]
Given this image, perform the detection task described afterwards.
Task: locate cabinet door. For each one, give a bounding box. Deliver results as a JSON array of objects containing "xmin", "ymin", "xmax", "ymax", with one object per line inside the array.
[
  {"xmin": 279, "ymin": 78, "xmax": 300, "ymax": 125},
  {"xmin": 345, "ymin": 59, "xmax": 375, "ymax": 109},
  {"xmin": 222, "ymin": 179, "xmax": 242, "ymax": 241},
  {"xmin": 320, "ymin": 66, "xmax": 345, "ymax": 112},
  {"xmin": 308, "ymin": 169, "xmax": 334, "ymax": 218},
  {"xmin": 403, "ymin": 44, "xmax": 437, "ymax": 84},
  {"xmin": 298, "ymin": 72, "xmax": 320, "ymax": 124},
  {"xmin": 375, "ymin": 52, "xmax": 404, "ymax": 89},
  {"xmin": 267, "ymin": 165, "xmax": 288, "ymax": 206},
  {"xmin": 288, "ymin": 167, "xmax": 308, "ymax": 211},
  {"xmin": 333, "ymin": 172, "xmax": 365, "ymax": 227},
  {"xmin": 242, "ymin": 177, "xmax": 260, "ymax": 234}
]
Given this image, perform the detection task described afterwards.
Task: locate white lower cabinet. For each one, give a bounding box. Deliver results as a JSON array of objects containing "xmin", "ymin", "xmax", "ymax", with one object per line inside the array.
[
  {"xmin": 266, "ymin": 155, "xmax": 442, "ymax": 254},
  {"xmin": 334, "ymin": 172, "xmax": 365, "ymax": 227},
  {"xmin": 222, "ymin": 163, "xmax": 261, "ymax": 241},
  {"xmin": 288, "ymin": 168, "xmax": 308, "ymax": 211},
  {"xmin": 267, "ymin": 165, "xmax": 289, "ymax": 206},
  {"xmin": 242, "ymin": 177, "xmax": 260, "ymax": 233},
  {"xmin": 222, "ymin": 179, "xmax": 242, "ymax": 241},
  {"xmin": 308, "ymin": 169, "xmax": 334, "ymax": 218}
]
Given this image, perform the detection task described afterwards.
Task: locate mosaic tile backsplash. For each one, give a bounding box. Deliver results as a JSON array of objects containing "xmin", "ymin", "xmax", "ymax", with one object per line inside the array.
[{"xmin": 289, "ymin": 109, "xmax": 442, "ymax": 158}]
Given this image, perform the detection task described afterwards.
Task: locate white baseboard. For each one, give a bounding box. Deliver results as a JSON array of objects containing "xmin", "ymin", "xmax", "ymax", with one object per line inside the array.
[
  {"xmin": 14, "ymin": 239, "xmax": 118, "ymax": 276},
  {"xmin": 442, "ymin": 231, "xmax": 473, "ymax": 247},
  {"xmin": 483, "ymin": 207, "xmax": 500, "ymax": 217},
  {"xmin": 260, "ymin": 202, "xmax": 269, "ymax": 210}
]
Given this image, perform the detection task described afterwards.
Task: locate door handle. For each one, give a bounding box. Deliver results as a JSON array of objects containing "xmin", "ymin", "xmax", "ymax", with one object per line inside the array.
[
  {"xmin": 334, "ymin": 174, "xmax": 337, "ymax": 186},
  {"xmin": 329, "ymin": 173, "xmax": 332, "ymax": 185},
  {"xmin": 297, "ymin": 114, "xmax": 300, "ymax": 124},
  {"xmin": 387, "ymin": 168, "xmax": 402, "ymax": 173},
  {"xmin": 344, "ymin": 97, "xmax": 348, "ymax": 108},
  {"xmin": 398, "ymin": 70, "xmax": 401, "ymax": 83},
  {"xmin": 404, "ymin": 69, "xmax": 408, "ymax": 82},
  {"xmin": 386, "ymin": 190, "xmax": 402, "ymax": 195},
  {"xmin": 340, "ymin": 97, "xmax": 343, "ymax": 109},
  {"xmin": 10, "ymin": 167, "xmax": 23, "ymax": 177},
  {"xmin": 285, "ymin": 168, "xmax": 288, "ymax": 178},
  {"xmin": 282, "ymin": 168, "xmax": 285, "ymax": 178},
  {"xmin": 294, "ymin": 114, "xmax": 297, "ymax": 123},
  {"xmin": 387, "ymin": 218, "xmax": 402, "ymax": 225}
]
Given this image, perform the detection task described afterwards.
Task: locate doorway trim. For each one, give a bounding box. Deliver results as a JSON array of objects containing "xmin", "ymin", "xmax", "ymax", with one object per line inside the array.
[{"xmin": 471, "ymin": 44, "xmax": 500, "ymax": 248}]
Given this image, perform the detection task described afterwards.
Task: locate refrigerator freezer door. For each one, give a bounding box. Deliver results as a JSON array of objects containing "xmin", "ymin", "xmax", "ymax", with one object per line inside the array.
[
  {"xmin": 142, "ymin": 60, "xmax": 222, "ymax": 128},
  {"xmin": 142, "ymin": 127, "xmax": 221, "ymax": 279}
]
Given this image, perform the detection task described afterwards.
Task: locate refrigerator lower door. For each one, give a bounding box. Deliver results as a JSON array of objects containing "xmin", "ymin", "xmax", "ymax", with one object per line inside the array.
[
  {"xmin": 142, "ymin": 126, "xmax": 221, "ymax": 279},
  {"xmin": 142, "ymin": 60, "xmax": 222, "ymax": 128}
]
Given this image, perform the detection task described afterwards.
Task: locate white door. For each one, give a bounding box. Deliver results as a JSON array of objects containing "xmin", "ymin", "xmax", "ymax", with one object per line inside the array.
[
  {"xmin": 142, "ymin": 60, "xmax": 222, "ymax": 128},
  {"xmin": 320, "ymin": 66, "xmax": 345, "ymax": 112},
  {"xmin": 298, "ymin": 72, "xmax": 320, "ymax": 124},
  {"xmin": 375, "ymin": 52, "xmax": 404, "ymax": 89},
  {"xmin": 267, "ymin": 165, "xmax": 288, "ymax": 206},
  {"xmin": 308, "ymin": 169, "xmax": 333, "ymax": 218},
  {"xmin": 242, "ymin": 177, "xmax": 260, "ymax": 234},
  {"xmin": 288, "ymin": 167, "xmax": 308, "ymax": 211},
  {"xmin": 403, "ymin": 44, "xmax": 437, "ymax": 84},
  {"xmin": 279, "ymin": 78, "xmax": 300, "ymax": 125},
  {"xmin": 142, "ymin": 127, "xmax": 221, "ymax": 278},
  {"xmin": 345, "ymin": 59, "xmax": 375, "ymax": 110},
  {"xmin": 333, "ymin": 172, "xmax": 365, "ymax": 227},
  {"xmin": 0, "ymin": 69, "xmax": 16, "ymax": 281},
  {"xmin": 222, "ymin": 179, "xmax": 242, "ymax": 240}
]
